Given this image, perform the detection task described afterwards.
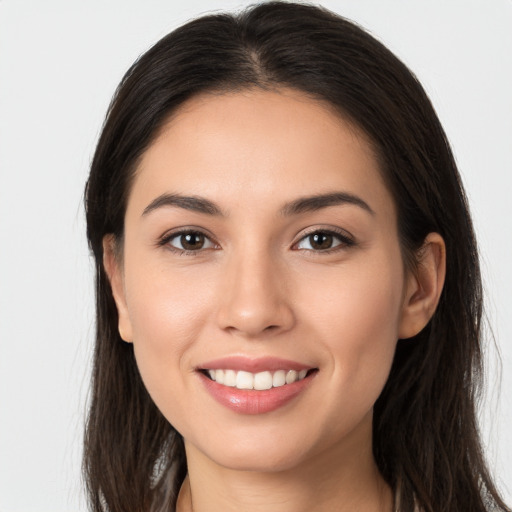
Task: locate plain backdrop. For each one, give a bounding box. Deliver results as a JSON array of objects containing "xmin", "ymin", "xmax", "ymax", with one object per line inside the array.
[{"xmin": 0, "ymin": 1, "xmax": 511, "ymax": 510}]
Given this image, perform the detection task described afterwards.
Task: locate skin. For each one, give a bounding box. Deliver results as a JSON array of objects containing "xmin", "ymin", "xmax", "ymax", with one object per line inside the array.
[{"xmin": 104, "ymin": 88, "xmax": 445, "ymax": 512}]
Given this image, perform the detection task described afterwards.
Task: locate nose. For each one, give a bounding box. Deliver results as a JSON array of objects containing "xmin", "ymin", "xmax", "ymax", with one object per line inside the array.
[{"xmin": 216, "ymin": 248, "xmax": 295, "ymax": 338}]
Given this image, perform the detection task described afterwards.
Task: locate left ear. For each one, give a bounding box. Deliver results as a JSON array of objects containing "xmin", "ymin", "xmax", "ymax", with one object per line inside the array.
[{"xmin": 398, "ymin": 232, "xmax": 446, "ymax": 339}]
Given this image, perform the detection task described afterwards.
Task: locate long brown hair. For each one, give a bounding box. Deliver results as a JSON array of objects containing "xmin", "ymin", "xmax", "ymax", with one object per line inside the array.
[{"xmin": 83, "ymin": 2, "xmax": 510, "ymax": 511}]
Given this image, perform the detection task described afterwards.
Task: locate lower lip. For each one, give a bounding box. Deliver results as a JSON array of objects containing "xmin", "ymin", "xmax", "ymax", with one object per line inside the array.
[{"xmin": 199, "ymin": 371, "xmax": 316, "ymax": 415}]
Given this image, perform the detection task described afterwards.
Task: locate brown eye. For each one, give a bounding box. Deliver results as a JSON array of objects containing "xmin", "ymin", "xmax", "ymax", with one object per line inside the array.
[
  {"xmin": 309, "ymin": 233, "xmax": 333, "ymax": 250},
  {"xmin": 181, "ymin": 233, "xmax": 205, "ymax": 250},
  {"xmin": 168, "ymin": 231, "xmax": 215, "ymax": 252},
  {"xmin": 295, "ymin": 230, "xmax": 354, "ymax": 252}
]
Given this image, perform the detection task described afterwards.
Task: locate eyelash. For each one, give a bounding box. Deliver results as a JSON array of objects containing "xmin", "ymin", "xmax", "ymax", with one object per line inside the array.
[
  {"xmin": 158, "ymin": 229, "xmax": 218, "ymax": 256},
  {"xmin": 292, "ymin": 228, "xmax": 356, "ymax": 254},
  {"xmin": 158, "ymin": 227, "xmax": 355, "ymax": 256}
]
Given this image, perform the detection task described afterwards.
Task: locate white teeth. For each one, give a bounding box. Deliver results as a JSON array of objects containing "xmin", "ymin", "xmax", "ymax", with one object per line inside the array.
[
  {"xmin": 224, "ymin": 369, "xmax": 236, "ymax": 387},
  {"xmin": 236, "ymin": 371, "xmax": 254, "ymax": 389},
  {"xmin": 254, "ymin": 371, "xmax": 273, "ymax": 390},
  {"xmin": 272, "ymin": 370, "xmax": 286, "ymax": 387},
  {"xmin": 286, "ymin": 370, "xmax": 298, "ymax": 384},
  {"xmin": 206, "ymin": 368, "xmax": 310, "ymax": 390}
]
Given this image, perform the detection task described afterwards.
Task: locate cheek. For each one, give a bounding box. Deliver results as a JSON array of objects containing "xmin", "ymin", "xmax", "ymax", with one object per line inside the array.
[
  {"xmin": 124, "ymin": 250, "xmax": 215, "ymax": 342},
  {"xmin": 304, "ymin": 252, "xmax": 403, "ymax": 333},
  {"xmin": 300, "ymin": 252, "xmax": 404, "ymax": 402},
  {"xmin": 122, "ymin": 259, "xmax": 214, "ymax": 411},
  {"xmin": 128, "ymin": 279, "xmax": 196, "ymax": 352}
]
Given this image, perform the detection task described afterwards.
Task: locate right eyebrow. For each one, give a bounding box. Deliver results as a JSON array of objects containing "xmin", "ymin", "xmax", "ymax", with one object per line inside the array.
[
  {"xmin": 279, "ymin": 191, "xmax": 375, "ymax": 217},
  {"xmin": 141, "ymin": 193, "xmax": 225, "ymax": 217}
]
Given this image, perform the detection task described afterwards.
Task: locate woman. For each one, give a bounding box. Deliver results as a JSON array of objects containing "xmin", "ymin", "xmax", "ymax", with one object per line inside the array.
[{"xmin": 83, "ymin": 2, "xmax": 511, "ymax": 511}]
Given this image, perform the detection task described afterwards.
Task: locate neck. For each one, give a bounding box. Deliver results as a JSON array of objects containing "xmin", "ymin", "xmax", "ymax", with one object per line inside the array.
[{"xmin": 177, "ymin": 415, "xmax": 393, "ymax": 512}]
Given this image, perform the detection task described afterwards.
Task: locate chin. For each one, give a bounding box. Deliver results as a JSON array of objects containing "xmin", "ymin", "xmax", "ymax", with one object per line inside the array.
[
  {"xmin": 185, "ymin": 425, "xmax": 322, "ymax": 474},
  {"xmin": 212, "ymin": 446, "xmax": 308, "ymax": 473}
]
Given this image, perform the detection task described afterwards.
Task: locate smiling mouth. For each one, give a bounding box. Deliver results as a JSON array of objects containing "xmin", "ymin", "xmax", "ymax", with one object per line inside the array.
[{"xmin": 200, "ymin": 368, "xmax": 317, "ymax": 391}]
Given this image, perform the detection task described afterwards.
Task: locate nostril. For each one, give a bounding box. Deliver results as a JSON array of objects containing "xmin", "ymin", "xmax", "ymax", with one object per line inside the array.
[{"xmin": 216, "ymin": 291, "xmax": 295, "ymax": 337}]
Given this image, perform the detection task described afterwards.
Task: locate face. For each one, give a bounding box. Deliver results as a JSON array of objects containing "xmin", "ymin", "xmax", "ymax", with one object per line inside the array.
[{"xmin": 106, "ymin": 88, "xmax": 424, "ymax": 473}]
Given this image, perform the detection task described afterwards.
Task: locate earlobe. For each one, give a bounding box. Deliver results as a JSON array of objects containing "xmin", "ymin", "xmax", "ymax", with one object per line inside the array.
[
  {"xmin": 102, "ymin": 235, "xmax": 134, "ymax": 343},
  {"xmin": 398, "ymin": 232, "xmax": 446, "ymax": 339}
]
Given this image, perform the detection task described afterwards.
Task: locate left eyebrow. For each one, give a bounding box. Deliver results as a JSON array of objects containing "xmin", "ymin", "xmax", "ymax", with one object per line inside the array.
[
  {"xmin": 142, "ymin": 193, "xmax": 225, "ymax": 217},
  {"xmin": 279, "ymin": 192, "xmax": 375, "ymax": 216}
]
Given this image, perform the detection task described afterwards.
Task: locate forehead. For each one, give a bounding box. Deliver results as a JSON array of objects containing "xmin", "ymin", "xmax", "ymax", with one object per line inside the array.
[{"xmin": 129, "ymin": 88, "xmax": 394, "ymax": 220}]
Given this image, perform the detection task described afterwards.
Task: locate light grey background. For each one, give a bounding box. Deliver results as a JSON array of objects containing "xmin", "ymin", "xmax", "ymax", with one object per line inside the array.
[{"xmin": 0, "ymin": 1, "xmax": 511, "ymax": 510}]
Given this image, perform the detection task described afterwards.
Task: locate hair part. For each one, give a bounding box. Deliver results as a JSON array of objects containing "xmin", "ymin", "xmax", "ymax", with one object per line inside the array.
[{"xmin": 84, "ymin": 2, "xmax": 510, "ymax": 511}]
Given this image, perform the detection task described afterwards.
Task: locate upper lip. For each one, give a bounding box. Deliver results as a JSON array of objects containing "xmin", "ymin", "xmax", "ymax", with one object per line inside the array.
[{"xmin": 198, "ymin": 356, "xmax": 314, "ymax": 373}]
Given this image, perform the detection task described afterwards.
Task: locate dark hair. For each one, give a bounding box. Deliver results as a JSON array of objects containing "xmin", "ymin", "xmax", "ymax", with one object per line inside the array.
[{"xmin": 83, "ymin": 2, "xmax": 510, "ymax": 511}]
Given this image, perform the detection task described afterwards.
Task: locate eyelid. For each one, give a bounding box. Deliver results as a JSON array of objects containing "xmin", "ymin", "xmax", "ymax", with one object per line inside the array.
[
  {"xmin": 292, "ymin": 226, "xmax": 356, "ymax": 252},
  {"xmin": 156, "ymin": 225, "xmax": 355, "ymax": 255},
  {"xmin": 157, "ymin": 226, "xmax": 220, "ymax": 254}
]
